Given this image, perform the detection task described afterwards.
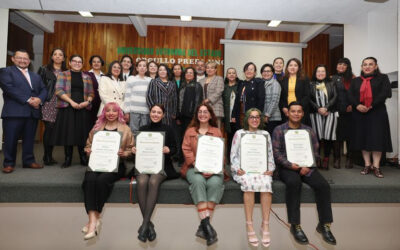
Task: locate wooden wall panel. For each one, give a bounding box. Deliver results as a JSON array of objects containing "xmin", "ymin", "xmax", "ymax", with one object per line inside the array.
[
  {"xmin": 302, "ymin": 34, "xmax": 329, "ymax": 78},
  {"xmin": 7, "ymin": 23, "xmax": 34, "ymax": 63},
  {"xmin": 44, "ymin": 22, "xmax": 314, "ymax": 76},
  {"xmin": 329, "ymin": 44, "xmax": 344, "ymax": 75}
]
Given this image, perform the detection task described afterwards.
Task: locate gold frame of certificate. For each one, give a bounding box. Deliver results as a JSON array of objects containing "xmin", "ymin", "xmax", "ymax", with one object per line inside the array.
[
  {"xmin": 88, "ymin": 131, "xmax": 122, "ymax": 172},
  {"xmin": 195, "ymin": 135, "xmax": 224, "ymax": 174},
  {"xmin": 240, "ymin": 133, "xmax": 268, "ymax": 174},
  {"xmin": 284, "ymin": 129, "xmax": 316, "ymax": 167},
  {"xmin": 135, "ymin": 131, "xmax": 165, "ymax": 174}
]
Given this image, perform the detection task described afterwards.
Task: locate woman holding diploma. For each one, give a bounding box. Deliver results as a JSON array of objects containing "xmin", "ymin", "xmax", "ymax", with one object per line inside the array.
[
  {"xmin": 82, "ymin": 102, "xmax": 133, "ymax": 240},
  {"xmin": 132, "ymin": 104, "xmax": 180, "ymax": 242},
  {"xmin": 181, "ymin": 103, "xmax": 226, "ymax": 246},
  {"xmin": 230, "ymin": 108, "xmax": 275, "ymax": 247}
]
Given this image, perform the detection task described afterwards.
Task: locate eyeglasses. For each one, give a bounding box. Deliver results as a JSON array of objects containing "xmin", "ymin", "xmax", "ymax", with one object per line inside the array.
[
  {"xmin": 249, "ymin": 116, "xmax": 260, "ymax": 120},
  {"xmin": 263, "ymin": 70, "xmax": 272, "ymax": 73},
  {"xmin": 71, "ymin": 60, "xmax": 83, "ymax": 64}
]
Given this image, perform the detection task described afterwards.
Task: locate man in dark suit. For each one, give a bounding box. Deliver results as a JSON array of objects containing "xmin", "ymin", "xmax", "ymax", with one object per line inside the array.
[{"xmin": 0, "ymin": 49, "xmax": 47, "ymax": 173}]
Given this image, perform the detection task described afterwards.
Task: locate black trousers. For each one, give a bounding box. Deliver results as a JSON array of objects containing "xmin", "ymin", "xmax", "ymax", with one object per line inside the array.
[
  {"xmin": 279, "ymin": 167, "xmax": 333, "ymax": 225},
  {"xmin": 82, "ymin": 171, "xmax": 120, "ymax": 213}
]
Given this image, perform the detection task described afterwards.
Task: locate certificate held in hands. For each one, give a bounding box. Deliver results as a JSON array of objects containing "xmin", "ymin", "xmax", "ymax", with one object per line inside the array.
[
  {"xmin": 88, "ymin": 131, "xmax": 122, "ymax": 172},
  {"xmin": 284, "ymin": 129, "xmax": 315, "ymax": 167},
  {"xmin": 240, "ymin": 133, "xmax": 268, "ymax": 174},
  {"xmin": 195, "ymin": 135, "xmax": 224, "ymax": 174},
  {"xmin": 135, "ymin": 132, "xmax": 165, "ymax": 174}
]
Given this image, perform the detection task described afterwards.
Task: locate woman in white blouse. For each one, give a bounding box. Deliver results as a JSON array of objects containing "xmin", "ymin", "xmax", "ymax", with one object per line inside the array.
[
  {"xmin": 230, "ymin": 108, "xmax": 275, "ymax": 247},
  {"xmin": 98, "ymin": 61, "xmax": 126, "ymax": 119}
]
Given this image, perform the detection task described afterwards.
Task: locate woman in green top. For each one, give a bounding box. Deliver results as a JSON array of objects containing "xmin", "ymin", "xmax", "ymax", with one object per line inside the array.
[{"xmin": 222, "ymin": 67, "xmax": 239, "ymax": 162}]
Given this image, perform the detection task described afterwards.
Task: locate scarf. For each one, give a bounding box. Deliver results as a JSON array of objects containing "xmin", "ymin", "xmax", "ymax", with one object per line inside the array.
[
  {"xmin": 315, "ymin": 81, "xmax": 328, "ymax": 97},
  {"xmin": 360, "ymin": 76, "xmax": 373, "ymax": 107}
]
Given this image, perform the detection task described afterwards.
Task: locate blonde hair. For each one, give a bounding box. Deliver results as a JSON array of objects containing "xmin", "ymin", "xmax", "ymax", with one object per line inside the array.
[{"xmin": 206, "ymin": 61, "xmax": 217, "ymax": 69}]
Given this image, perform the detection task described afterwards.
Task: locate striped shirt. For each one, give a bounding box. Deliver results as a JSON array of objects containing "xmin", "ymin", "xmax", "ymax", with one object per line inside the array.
[{"xmin": 124, "ymin": 75, "xmax": 152, "ymax": 114}]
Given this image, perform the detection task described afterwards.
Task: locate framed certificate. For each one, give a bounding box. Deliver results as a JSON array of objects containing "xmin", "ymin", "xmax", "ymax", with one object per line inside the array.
[
  {"xmin": 135, "ymin": 131, "xmax": 165, "ymax": 174},
  {"xmin": 284, "ymin": 129, "xmax": 315, "ymax": 167},
  {"xmin": 195, "ymin": 135, "xmax": 224, "ymax": 174},
  {"xmin": 88, "ymin": 131, "xmax": 122, "ymax": 172},
  {"xmin": 240, "ymin": 133, "xmax": 268, "ymax": 174}
]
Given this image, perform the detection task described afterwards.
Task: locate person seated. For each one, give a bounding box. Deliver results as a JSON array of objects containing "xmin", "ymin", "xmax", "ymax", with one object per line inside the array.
[
  {"xmin": 272, "ymin": 101, "xmax": 336, "ymax": 245},
  {"xmin": 81, "ymin": 102, "xmax": 133, "ymax": 240},
  {"xmin": 230, "ymin": 108, "xmax": 275, "ymax": 247},
  {"xmin": 132, "ymin": 104, "xmax": 180, "ymax": 242},
  {"xmin": 180, "ymin": 103, "xmax": 227, "ymax": 246}
]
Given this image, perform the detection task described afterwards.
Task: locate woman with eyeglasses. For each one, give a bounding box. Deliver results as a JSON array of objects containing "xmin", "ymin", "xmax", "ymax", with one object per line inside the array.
[
  {"xmin": 230, "ymin": 108, "xmax": 275, "ymax": 247},
  {"xmin": 50, "ymin": 54, "xmax": 94, "ymax": 167}
]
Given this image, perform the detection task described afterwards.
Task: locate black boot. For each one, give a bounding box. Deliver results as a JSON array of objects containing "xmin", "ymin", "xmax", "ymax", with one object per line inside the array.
[
  {"xmin": 43, "ymin": 145, "xmax": 58, "ymax": 165},
  {"xmin": 201, "ymin": 217, "xmax": 218, "ymax": 246},
  {"xmin": 333, "ymin": 142, "xmax": 341, "ymax": 169},
  {"xmin": 61, "ymin": 146, "xmax": 73, "ymax": 168},
  {"xmin": 78, "ymin": 146, "xmax": 88, "ymax": 166},
  {"xmin": 345, "ymin": 154, "xmax": 353, "ymax": 169}
]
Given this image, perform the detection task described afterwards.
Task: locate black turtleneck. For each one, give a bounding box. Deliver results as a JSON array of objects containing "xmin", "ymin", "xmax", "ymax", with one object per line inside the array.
[{"xmin": 138, "ymin": 121, "xmax": 179, "ymax": 178}]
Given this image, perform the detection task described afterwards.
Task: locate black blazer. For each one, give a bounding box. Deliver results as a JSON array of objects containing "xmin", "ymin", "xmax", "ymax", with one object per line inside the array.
[
  {"xmin": 232, "ymin": 77, "xmax": 265, "ymax": 122},
  {"xmin": 348, "ymin": 74, "xmax": 391, "ymax": 109},
  {"xmin": 309, "ymin": 80, "xmax": 337, "ymax": 112},
  {"xmin": 279, "ymin": 76, "xmax": 310, "ymax": 111}
]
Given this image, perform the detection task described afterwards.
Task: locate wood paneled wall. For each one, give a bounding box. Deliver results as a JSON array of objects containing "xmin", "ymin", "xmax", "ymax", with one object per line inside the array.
[
  {"xmin": 329, "ymin": 44, "xmax": 344, "ymax": 75},
  {"xmin": 7, "ymin": 23, "xmax": 34, "ymax": 66},
  {"xmin": 302, "ymin": 34, "xmax": 329, "ymax": 78},
  {"xmin": 43, "ymin": 22, "xmax": 302, "ymax": 76}
]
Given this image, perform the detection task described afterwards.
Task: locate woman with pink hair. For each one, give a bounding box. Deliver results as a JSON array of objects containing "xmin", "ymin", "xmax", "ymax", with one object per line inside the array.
[{"xmin": 81, "ymin": 102, "xmax": 134, "ymax": 240}]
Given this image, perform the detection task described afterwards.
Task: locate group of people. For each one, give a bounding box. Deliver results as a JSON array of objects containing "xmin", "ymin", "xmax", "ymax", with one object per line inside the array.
[{"xmin": 0, "ymin": 48, "xmax": 393, "ymax": 247}]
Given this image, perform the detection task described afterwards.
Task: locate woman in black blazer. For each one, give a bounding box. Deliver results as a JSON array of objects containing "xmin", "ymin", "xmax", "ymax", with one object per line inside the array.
[
  {"xmin": 279, "ymin": 58, "xmax": 311, "ymax": 125},
  {"xmin": 232, "ymin": 62, "xmax": 265, "ymax": 128},
  {"xmin": 348, "ymin": 57, "xmax": 392, "ymax": 178}
]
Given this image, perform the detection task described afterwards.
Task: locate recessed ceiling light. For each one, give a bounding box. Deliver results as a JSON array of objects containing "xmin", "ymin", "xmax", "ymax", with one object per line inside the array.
[
  {"xmin": 180, "ymin": 16, "xmax": 192, "ymax": 22},
  {"xmin": 268, "ymin": 20, "xmax": 281, "ymax": 27},
  {"xmin": 79, "ymin": 11, "xmax": 94, "ymax": 18}
]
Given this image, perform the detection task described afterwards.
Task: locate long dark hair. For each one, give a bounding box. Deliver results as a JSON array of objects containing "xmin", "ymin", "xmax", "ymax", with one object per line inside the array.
[
  {"xmin": 120, "ymin": 54, "xmax": 134, "ymax": 74},
  {"xmin": 360, "ymin": 56, "xmax": 381, "ymax": 76},
  {"xmin": 336, "ymin": 57, "xmax": 353, "ymax": 82},
  {"xmin": 46, "ymin": 48, "xmax": 67, "ymax": 71},
  {"xmin": 157, "ymin": 64, "xmax": 172, "ymax": 80},
  {"xmin": 284, "ymin": 58, "xmax": 305, "ymax": 80},
  {"xmin": 172, "ymin": 63, "xmax": 184, "ymax": 80},
  {"xmin": 105, "ymin": 60, "xmax": 123, "ymax": 81},
  {"xmin": 183, "ymin": 67, "xmax": 197, "ymax": 84},
  {"xmin": 188, "ymin": 103, "xmax": 218, "ymax": 131},
  {"xmin": 146, "ymin": 61, "xmax": 159, "ymax": 77},
  {"xmin": 311, "ymin": 64, "xmax": 330, "ymax": 82}
]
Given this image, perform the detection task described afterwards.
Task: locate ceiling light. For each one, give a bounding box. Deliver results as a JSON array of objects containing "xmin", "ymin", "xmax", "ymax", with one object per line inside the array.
[
  {"xmin": 180, "ymin": 16, "xmax": 192, "ymax": 22},
  {"xmin": 79, "ymin": 11, "xmax": 94, "ymax": 18},
  {"xmin": 268, "ymin": 20, "xmax": 281, "ymax": 27}
]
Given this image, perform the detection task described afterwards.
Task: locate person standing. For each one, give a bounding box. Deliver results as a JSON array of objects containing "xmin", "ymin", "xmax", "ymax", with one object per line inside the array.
[
  {"xmin": 332, "ymin": 58, "xmax": 355, "ymax": 168},
  {"xmin": 348, "ymin": 57, "xmax": 392, "ymax": 178},
  {"xmin": 232, "ymin": 62, "xmax": 265, "ymax": 129},
  {"xmin": 272, "ymin": 102, "xmax": 336, "ymax": 245},
  {"xmin": 196, "ymin": 59, "xmax": 206, "ymax": 82},
  {"xmin": 85, "ymin": 55, "xmax": 104, "ymax": 126},
  {"xmin": 120, "ymin": 55, "xmax": 134, "ymax": 81},
  {"xmin": 50, "ymin": 54, "xmax": 94, "ymax": 168},
  {"xmin": 0, "ymin": 49, "xmax": 47, "ymax": 173},
  {"xmin": 125, "ymin": 59, "xmax": 151, "ymax": 134},
  {"xmin": 309, "ymin": 65, "xmax": 338, "ymax": 169},
  {"xmin": 199, "ymin": 61, "xmax": 224, "ymax": 128},
  {"xmin": 222, "ymin": 67, "xmax": 239, "ymax": 161},
  {"xmin": 146, "ymin": 64, "xmax": 177, "ymax": 125},
  {"xmin": 261, "ymin": 63, "xmax": 282, "ymax": 134},
  {"xmin": 38, "ymin": 48, "xmax": 67, "ymax": 165}
]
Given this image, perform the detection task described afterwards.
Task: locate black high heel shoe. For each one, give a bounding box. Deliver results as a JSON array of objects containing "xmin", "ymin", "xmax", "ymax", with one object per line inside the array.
[
  {"xmin": 147, "ymin": 221, "xmax": 156, "ymax": 241},
  {"xmin": 138, "ymin": 223, "xmax": 149, "ymax": 242}
]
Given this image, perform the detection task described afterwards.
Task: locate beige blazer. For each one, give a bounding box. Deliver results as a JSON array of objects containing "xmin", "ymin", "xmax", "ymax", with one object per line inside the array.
[
  {"xmin": 98, "ymin": 76, "xmax": 126, "ymax": 115},
  {"xmin": 199, "ymin": 75, "xmax": 224, "ymax": 118}
]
